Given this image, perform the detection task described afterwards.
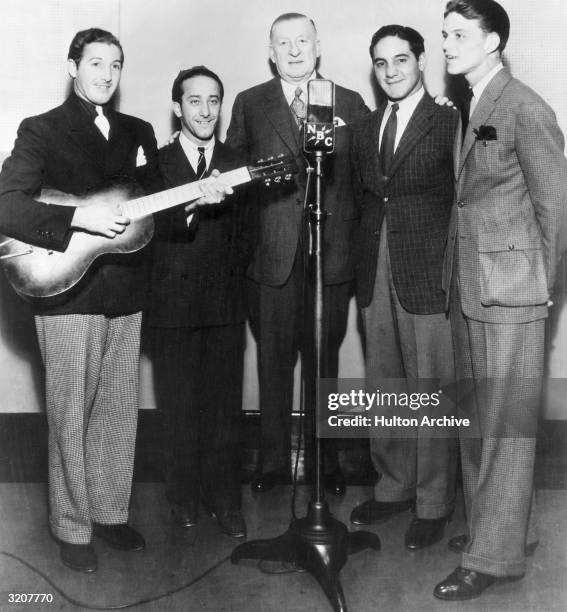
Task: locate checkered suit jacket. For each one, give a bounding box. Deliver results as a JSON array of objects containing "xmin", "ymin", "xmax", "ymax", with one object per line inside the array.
[
  {"xmin": 351, "ymin": 93, "xmax": 457, "ymax": 312},
  {"xmin": 443, "ymin": 69, "xmax": 567, "ymax": 324}
]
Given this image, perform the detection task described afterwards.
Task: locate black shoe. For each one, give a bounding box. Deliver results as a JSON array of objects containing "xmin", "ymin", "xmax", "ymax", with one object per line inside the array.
[
  {"xmin": 350, "ymin": 498, "xmax": 415, "ymax": 525},
  {"xmin": 405, "ymin": 515, "xmax": 450, "ymax": 550},
  {"xmin": 171, "ymin": 503, "xmax": 199, "ymax": 528},
  {"xmin": 58, "ymin": 541, "xmax": 97, "ymax": 573},
  {"xmin": 434, "ymin": 566, "xmax": 522, "ymax": 601},
  {"xmin": 448, "ymin": 533, "xmax": 469, "ymax": 553},
  {"xmin": 93, "ymin": 523, "xmax": 145, "ymax": 551},
  {"xmin": 250, "ymin": 468, "xmax": 286, "ymax": 493},
  {"xmin": 448, "ymin": 533, "xmax": 538, "ymax": 557},
  {"xmin": 208, "ymin": 508, "xmax": 247, "ymax": 538},
  {"xmin": 323, "ymin": 468, "xmax": 346, "ymax": 496}
]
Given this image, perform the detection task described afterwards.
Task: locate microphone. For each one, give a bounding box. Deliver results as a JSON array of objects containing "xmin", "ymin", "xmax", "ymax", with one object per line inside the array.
[{"xmin": 303, "ymin": 79, "xmax": 335, "ymax": 154}]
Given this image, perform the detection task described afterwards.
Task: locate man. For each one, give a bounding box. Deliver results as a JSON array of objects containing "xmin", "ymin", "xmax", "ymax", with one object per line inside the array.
[
  {"xmin": 147, "ymin": 66, "xmax": 249, "ymax": 538},
  {"xmin": 435, "ymin": 0, "xmax": 567, "ymax": 600},
  {"xmin": 0, "ymin": 29, "xmax": 225, "ymax": 573},
  {"xmin": 226, "ymin": 13, "xmax": 368, "ymax": 494},
  {"xmin": 349, "ymin": 26, "xmax": 458, "ymax": 550}
]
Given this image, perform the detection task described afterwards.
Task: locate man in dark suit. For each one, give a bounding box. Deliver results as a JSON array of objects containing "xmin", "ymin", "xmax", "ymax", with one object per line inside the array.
[
  {"xmin": 0, "ymin": 28, "xmax": 163, "ymax": 572},
  {"xmin": 226, "ymin": 13, "xmax": 368, "ymax": 494},
  {"xmin": 435, "ymin": 0, "xmax": 567, "ymax": 600},
  {"xmin": 147, "ymin": 66, "xmax": 249, "ymax": 538},
  {"xmin": 349, "ymin": 26, "xmax": 458, "ymax": 550}
]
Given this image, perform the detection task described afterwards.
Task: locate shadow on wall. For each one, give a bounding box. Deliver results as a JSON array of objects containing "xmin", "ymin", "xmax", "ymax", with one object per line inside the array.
[{"xmin": 0, "ymin": 274, "xmax": 44, "ymax": 409}]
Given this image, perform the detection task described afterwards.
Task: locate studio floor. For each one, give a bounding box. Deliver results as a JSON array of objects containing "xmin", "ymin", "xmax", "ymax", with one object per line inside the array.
[{"xmin": 0, "ymin": 483, "xmax": 565, "ymax": 612}]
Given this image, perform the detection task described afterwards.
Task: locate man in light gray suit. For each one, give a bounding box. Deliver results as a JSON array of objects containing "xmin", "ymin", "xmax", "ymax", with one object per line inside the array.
[{"xmin": 435, "ymin": 0, "xmax": 567, "ymax": 601}]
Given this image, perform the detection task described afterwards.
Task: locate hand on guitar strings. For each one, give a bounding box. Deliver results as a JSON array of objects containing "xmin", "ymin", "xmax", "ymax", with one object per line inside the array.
[
  {"xmin": 71, "ymin": 203, "xmax": 130, "ymax": 238},
  {"xmin": 185, "ymin": 169, "xmax": 234, "ymax": 215}
]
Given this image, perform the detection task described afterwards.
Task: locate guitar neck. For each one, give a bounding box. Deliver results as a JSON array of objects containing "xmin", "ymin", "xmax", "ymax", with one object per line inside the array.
[{"xmin": 121, "ymin": 166, "xmax": 252, "ymax": 219}]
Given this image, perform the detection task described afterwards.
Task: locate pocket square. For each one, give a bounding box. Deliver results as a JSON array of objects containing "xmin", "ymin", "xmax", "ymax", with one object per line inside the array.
[
  {"xmin": 334, "ymin": 116, "xmax": 346, "ymax": 127},
  {"xmin": 474, "ymin": 125, "xmax": 497, "ymax": 141},
  {"xmin": 136, "ymin": 146, "xmax": 147, "ymax": 167}
]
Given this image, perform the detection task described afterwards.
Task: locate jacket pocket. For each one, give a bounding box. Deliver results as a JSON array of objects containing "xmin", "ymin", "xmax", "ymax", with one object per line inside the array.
[{"xmin": 478, "ymin": 233, "xmax": 548, "ymax": 307}]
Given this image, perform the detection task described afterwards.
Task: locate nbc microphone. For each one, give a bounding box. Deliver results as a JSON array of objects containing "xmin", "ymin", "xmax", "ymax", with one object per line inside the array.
[{"xmin": 303, "ymin": 79, "xmax": 335, "ymax": 154}]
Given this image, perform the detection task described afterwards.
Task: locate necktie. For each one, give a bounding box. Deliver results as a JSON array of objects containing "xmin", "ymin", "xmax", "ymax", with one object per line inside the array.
[
  {"xmin": 461, "ymin": 87, "xmax": 473, "ymax": 138},
  {"xmin": 380, "ymin": 103, "xmax": 398, "ymax": 178},
  {"xmin": 290, "ymin": 87, "xmax": 306, "ymax": 127},
  {"xmin": 196, "ymin": 146, "xmax": 207, "ymax": 179},
  {"xmin": 94, "ymin": 105, "xmax": 110, "ymax": 140}
]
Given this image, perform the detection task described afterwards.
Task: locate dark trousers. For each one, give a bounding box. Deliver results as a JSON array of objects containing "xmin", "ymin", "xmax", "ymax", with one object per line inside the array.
[
  {"xmin": 249, "ymin": 250, "xmax": 351, "ymax": 474},
  {"xmin": 152, "ymin": 323, "xmax": 245, "ymax": 511}
]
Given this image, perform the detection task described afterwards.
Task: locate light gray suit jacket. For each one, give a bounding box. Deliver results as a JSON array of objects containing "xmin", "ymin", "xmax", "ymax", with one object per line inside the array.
[{"xmin": 443, "ymin": 69, "xmax": 567, "ymax": 324}]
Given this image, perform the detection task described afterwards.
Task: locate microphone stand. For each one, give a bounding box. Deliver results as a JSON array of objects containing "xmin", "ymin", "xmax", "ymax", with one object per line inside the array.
[{"xmin": 231, "ymin": 151, "xmax": 381, "ymax": 612}]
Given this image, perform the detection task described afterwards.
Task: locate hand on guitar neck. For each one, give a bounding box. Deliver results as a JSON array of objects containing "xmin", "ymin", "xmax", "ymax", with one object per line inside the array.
[
  {"xmin": 184, "ymin": 169, "xmax": 234, "ymax": 216},
  {"xmin": 71, "ymin": 202, "xmax": 130, "ymax": 239}
]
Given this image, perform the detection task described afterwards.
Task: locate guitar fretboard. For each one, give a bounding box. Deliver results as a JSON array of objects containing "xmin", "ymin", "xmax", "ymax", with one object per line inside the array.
[{"xmin": 121, "ymin": 167, "xmax": 251, "ymax": 219}]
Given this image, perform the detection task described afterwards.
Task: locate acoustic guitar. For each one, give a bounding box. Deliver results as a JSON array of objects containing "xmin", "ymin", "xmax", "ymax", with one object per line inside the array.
[{"xmin": 0, "ymin": 156, "xmax": 297, "ymax": 300}]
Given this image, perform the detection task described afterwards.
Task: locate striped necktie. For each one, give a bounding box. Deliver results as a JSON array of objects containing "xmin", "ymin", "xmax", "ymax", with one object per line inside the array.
[
  {"xmin": 380, "ymin": 102, "xmax": 398, "ymax": 178},
  {"xmin": 290, "ymin": 87, "xmax": 306, "ymax": 127},
  {"xmin": 196, "ymin": 146, "xmax": 207, "ymax": 178}
]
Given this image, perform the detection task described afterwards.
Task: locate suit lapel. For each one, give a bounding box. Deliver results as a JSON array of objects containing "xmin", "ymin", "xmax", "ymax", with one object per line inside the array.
[
  {"xmin": 63, "ymin": 96, "xmax": 107, "ymax": 171},
  {"xmin": 457, "ymin": 69, "xmax": 512, "ymax": 178},
  {"xmin": 388, "ymin": 93, "xmax": 435, "ymax": 178},
  {"xmin": 105, "ymin": 110, "xmax": 138, "ymax": 175},
  {"xmin": 370, "ymin": 104, "xmax": 387, "ymax": 187},
  {"xmin": 160, "ymin": 139, "xmax": 197, "ymax": 186},
  {"xmin": 261, "ymin": 78, "xmax": 299, "ymax": 155}
]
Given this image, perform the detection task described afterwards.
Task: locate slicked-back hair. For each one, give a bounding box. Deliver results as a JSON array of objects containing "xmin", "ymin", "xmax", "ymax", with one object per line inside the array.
[
  {"xmin": 171, "ymin": 66, "xmax": 224, "ymax": 104},
  {"xmin": 269, "ymin": 13, "xmax": 317, "ymax": 40},
  {"xmin": 444, "ymin": 0, "xmax": 510, "ymax": 52},
  {"xmin": 67, "ymin": 28, "xmax": 124, "ymax": 65},
  {"xmin": 369, "ymin": 25, "xmax": 425, "ymax": 60}
]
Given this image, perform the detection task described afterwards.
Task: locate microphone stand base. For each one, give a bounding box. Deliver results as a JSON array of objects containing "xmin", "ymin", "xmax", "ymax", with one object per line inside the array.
[{"xmin": 231, "ymin": 500, "xmax": 381, "ymax": 612}]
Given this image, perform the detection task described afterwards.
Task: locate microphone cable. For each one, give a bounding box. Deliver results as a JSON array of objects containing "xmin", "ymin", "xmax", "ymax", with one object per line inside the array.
[{"xmin": 0, "ymin": 549, "xmax": 231, "ymax": 610}]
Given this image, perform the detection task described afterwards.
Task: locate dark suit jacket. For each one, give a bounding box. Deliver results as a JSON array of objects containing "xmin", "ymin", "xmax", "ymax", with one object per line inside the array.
[
  {"xmin": 351, "ymin": 93, "xmax": 458, "ymax": 313},
  {"xmin": 442, "ymin": 69, "xmax": 567, "ymax": 324},
  {"xmin": 225, "ymin": 76, "xmax": 368, "ymax": 287},
  {"xmin": 0, "ymin": 93, "xmax": 162, "ymax": 315},
  {"xmin": 147, "ymin": 138, "xmax": 250, "ymax": 328}
]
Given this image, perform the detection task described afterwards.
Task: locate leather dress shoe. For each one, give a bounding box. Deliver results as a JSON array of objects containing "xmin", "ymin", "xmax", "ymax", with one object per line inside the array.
[
  {"xmin": 207, "ymin": 508, "xmax": 247, "ymax": 538},
  {"xmin": 449, "ymin": 533, "xmax": 538, "ymax": 556},
  {"xmin": 171, "ymin": 503, "xmax": 199, "ymax": 528},
  {"xmin": 58, "ymin": 541, "xmax": 97, "ymax": 573},
  {"xmin": 250, "ymin": 468, "xmax": 287, "ymax": 493},
  {"xmin": 323, "ymin": 468, "xmax": 346, "ymax": 496},
  {"xmin": 405, "ymin": 515, "xmax": 450, "ymax": 550},
  {"xmin": 350, "ymin": 498, "xmax": 415, "ymax": 525},
  {"xmin": 93, "ymin": 523, "xmax": 145, "ymax": 551},
  {"xmin": 434, "ymin": 566, "xmax": 522, "ymax": 601}
]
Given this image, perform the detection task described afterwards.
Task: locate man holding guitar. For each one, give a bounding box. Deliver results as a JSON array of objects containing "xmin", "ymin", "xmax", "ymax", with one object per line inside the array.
[{"xmin": 0, "ymin": 29, "xmax": 229, "ymax": 573}]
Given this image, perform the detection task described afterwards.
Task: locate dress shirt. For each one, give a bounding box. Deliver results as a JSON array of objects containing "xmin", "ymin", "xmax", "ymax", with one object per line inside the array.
[
  {"xmin": 470, "ymin": 62, "xmax": 504, "ymax": 116},
  {"xmin": 280, "ymin": 73, "xmax": 316, "ymax": 106},
  {"xmin": 379, "ymin": 86, "xmax": 425, "ymax": 152},
  {"xmin": 179, "ymin": 132, "xmax": 215, "ymax": 174}
]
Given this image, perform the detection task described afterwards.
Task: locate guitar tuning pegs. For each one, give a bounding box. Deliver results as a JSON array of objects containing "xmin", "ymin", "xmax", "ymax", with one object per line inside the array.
[
  {"xmin": 258, "ymin": 158, "xmax": 264, "ymax": 163},
  {"xmin": 264, "ymin": 178, "xmax": 272, "ymax": 186},
  {"xmin": 267, "ymin": 156, "xmax": 274, "ymax": 161},
  {"xmin": 274, "ymin": 176, "xmax": 282, "ymax": 183},
  {"xmin": 284, "ymin": 173, "xmax": 292, "ymax": 181},
  {"xmin": 277, "ymin": 153, "xmax": 284, "ymax": 158}
]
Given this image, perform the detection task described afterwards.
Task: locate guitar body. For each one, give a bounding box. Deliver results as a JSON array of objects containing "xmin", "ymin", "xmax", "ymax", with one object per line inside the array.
[
  {"xmin": 0, "ymin": 156, "xmax": 297, "ymax": 301},
  {"xmin": 0, "ymin": 180, "xmax": 154, "ymax": 300}
]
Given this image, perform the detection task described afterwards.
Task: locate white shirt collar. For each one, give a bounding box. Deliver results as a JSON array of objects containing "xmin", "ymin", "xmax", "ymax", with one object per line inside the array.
[
  {"xmin": 280, "ymin": 73, "xmax": 316, "ymax": 105},
  {"xmin": 472, "ymin": 62, "xmax": 504, "ymax": 102},
  {"xmin": 178, "ymin": 132, "xmax": 215, "ymax": 173},
  {"xmin": 380, "ymin": 86, "xmax": 425, "ymax": 151}
]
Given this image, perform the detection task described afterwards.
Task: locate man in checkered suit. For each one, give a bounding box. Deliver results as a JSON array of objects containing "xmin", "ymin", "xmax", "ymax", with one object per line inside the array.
[
  {"xmin": 0, "ymin": 28, "xmax": 228, "ymax": 573},
  {"xmin": 435, "ymin": 0, "xmax": 567, "ymax": 600},
  {"xmin": 349, "ymin": 25, "xmax": 458, "ymax": 549}
]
